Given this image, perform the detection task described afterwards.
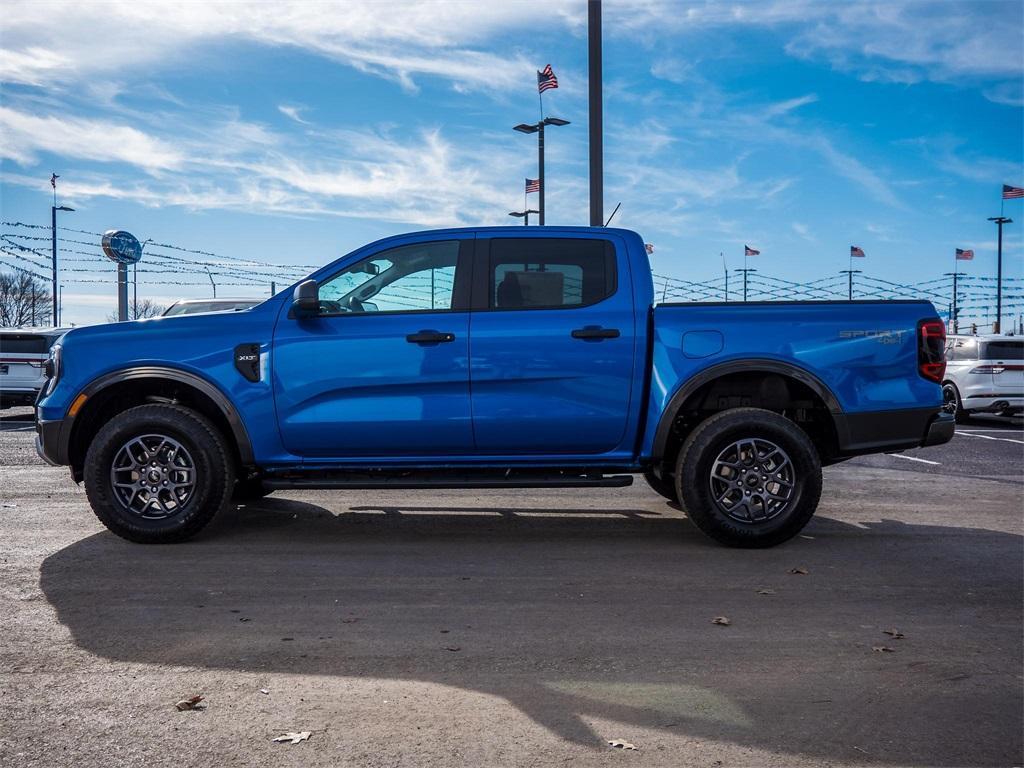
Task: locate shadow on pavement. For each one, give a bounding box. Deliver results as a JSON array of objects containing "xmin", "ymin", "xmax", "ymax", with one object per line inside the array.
[{"xmin": 40, "ymin": 498, "xmax": 1023, "ymax": 766}]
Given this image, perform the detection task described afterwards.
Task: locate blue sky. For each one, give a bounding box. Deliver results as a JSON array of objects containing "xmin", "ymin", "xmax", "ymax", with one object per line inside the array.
[{"xmin": 1, "ymin": 0, "xmax": 1022, "ymax": 326}]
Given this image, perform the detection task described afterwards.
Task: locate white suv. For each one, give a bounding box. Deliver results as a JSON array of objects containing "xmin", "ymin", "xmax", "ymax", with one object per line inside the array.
[
  {"xmin": 942, "ymin": 334, "xmax": 1024, "ymax": 422},
  {"xmin": 0, "ymin": 328, "xmax": 68, "ymax": 409}
]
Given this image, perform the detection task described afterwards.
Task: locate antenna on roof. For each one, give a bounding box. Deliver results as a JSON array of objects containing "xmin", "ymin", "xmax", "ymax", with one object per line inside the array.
[{"xmin": 604, "ymin": 202, "xmax": 621, "ymax": 227}]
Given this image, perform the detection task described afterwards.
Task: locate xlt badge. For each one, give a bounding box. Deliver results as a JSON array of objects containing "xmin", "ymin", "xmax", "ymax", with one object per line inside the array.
[{"xmin": 234, "ymin": 343, "xmax": 261, "ymax": 382}]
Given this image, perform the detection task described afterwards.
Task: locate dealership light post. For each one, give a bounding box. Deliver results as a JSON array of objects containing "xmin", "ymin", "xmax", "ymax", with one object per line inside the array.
[
  {"xmin": 51, "ymin": 204, "xmax": 74, "ymax": 326},
  {"xmin": 514, "ymin": 117, "xmax": 570, "ymax": 225},
  {"xmin": 988, "ymin": 216, "xmax": 1011, "ymax": 333},
  {"xmin": 588, "ymin": 0, "xmax": 603, "ymax": 226},
  {"xmin": 735, "ymin": 268, "xmax": 756, "ymax": 302},
  {"xmin": 508, "ymin": 209, "xmax": 540, "ymax": 226},
  {"xmin": 839, "ymin": 269, "xmax": 862, "ymax": 301}
]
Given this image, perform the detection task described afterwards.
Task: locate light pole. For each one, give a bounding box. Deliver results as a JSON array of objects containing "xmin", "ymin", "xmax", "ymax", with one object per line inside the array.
[
  {"xmin": 988, "ymin": 216, "xmax": 1012, "ymax": 333},
  {"xmin": 839, "ymin": 269, "xmax": 862, "ymax": 300},
  {"xmin": 588, "ymin": 0, "xmax": 603, "ymax": 226},
  {"xmin": 514, "ymin": 117, "xmax": 570, "ymax": 225},
  {"xmin": 51, "ymin": 204, "xmax": 74, "ymax": 326},
  {"xmin": 734, "ymin": 268, "xmax": 756, "ymax": 302},
  {"xmin": 508, "ymin": 209, "xmax": 540, "ymax": 226},
  {"xmin": 944, "ymin": 271, "xmax": 966, "ymax": 333}
]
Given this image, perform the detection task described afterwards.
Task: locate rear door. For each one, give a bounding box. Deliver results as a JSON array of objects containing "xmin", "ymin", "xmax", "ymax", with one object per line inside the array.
[{"xmin": 468, "ymin": 234, "xmax": 636, "ymax": 455}]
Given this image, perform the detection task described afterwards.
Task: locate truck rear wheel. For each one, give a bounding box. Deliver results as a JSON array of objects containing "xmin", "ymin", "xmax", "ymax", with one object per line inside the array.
[
  {"xmin": 675, "ymin": 407, "xmax": 821, "ymax": 548},
  {"xmin": 83, "ymin": 404, "xmax": 234, "ymax": 543}
]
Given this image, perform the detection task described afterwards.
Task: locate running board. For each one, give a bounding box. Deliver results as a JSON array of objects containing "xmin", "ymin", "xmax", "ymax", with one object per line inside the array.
[{"xmin": 262, "ymin": 470, "xmax": 634, "ymax": 491}]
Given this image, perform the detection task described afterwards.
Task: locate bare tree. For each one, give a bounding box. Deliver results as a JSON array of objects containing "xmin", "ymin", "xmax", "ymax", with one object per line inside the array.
[
  {"xmin": 0, "ymin": 272, "xmax": 53, "ymax": 327},
  {"xmin": 106, "ymin": 298, "xmax": 166, "ymax": 323}
]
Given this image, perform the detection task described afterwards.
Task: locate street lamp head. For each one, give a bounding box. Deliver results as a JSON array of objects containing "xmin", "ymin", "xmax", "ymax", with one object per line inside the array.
[
  {"xmin": 988, "ymin": 216, "xmax": 1013, "ymax": 223},
  {"xmin": 508, "ymin": 211, "xmax": 527, "ymax": 218},
  {"xmin": 55, "ymin": 205, "xmax": 74, "ymax": 212},
  {"xmin": 513, "ymin": 123, "xmax": 539, "ymax": 134},
  {"xmin": 542, "ymin": 117, "xmax": 570, "ymax": 127}
]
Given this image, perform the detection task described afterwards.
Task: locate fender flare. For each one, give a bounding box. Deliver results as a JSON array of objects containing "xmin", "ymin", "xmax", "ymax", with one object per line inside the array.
[
  {"xmin": 66, "ymin": 366, "xmax": 255, "ymax": 466},
  {"xmin": 650, "ymin": 358, "xmax": 843, "ymax": 463}
]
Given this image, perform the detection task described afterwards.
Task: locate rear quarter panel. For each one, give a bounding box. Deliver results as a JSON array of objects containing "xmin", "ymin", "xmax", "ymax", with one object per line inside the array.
[{"xmin": 642, "ymin": 301, "xmax": 943, "ymax": 456}]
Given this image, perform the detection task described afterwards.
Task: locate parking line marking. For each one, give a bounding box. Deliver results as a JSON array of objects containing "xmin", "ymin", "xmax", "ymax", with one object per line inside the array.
[
  {"xmin": 885, "ymin": 453, "xmax": 941, "ymax": 465},
  {"xmin": 956, "ymin": 432, "xmax": 1024, "ymax": 445}
]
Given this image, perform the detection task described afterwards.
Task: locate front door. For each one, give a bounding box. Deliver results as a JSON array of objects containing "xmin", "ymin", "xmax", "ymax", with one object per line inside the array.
[
  {"xmin": 468, "ymin": 235, "xmax": 637, "ymax": 456},
  {"xmin": 273, "ymin": 236, "xmax": 474, "ymax": 459}
]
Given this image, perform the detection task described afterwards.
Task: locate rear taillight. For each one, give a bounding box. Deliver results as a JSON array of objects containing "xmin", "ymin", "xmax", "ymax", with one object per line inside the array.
[{"xmin": 917, "ymin": 319, "xmax": 946, "ymax": 383}]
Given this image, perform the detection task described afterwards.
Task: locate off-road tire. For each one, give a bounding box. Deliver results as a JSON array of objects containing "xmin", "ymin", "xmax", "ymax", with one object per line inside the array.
[
  {"xmin": 83, "ymin": 404, "xmax": 234, "ymax": 543},
  {"xmin": 675, "ymin": 407, "xmax": 822, "ymax": 548}
]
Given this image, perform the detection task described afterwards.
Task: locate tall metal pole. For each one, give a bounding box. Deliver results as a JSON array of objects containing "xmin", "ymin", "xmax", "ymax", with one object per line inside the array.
[
  {"xmin": 839, "ymin": 269, "xmax": 862, "ymax": 300},
  {"xmin": 117, "ymin": 264, "xmax": 128, "ymax": 321},
  {"xmin": 735, "ymin": 268, "xmax": 756, "ymax": 302},
  {"xmin": 538, "ymin": 123, "xmax": 545, "ymax": 225},
  {"xmin": 944, "ymin": 271, "xmax": 964, "ymax": 333},
  {"xmin": 588, "ymin": 0, "xmax": 603, "ymax": 227},
  {"xmin": 988, "ymin": 216, "xmax": 1011, "ymax": 333},
  {"xmin": 50, "ymin": 205, "xmax": 58, "ymax": 327}
]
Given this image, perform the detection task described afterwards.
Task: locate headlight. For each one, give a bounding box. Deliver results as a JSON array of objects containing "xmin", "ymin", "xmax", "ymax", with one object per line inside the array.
[{"xmin": 43, "ymin": 343, "xmax": 62, "ymax": 396}]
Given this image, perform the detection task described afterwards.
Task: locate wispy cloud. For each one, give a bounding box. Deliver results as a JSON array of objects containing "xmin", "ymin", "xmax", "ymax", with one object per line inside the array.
[
  {"xmin": 0, "ymin": 106, "xmax": 184, "ymax": 172},
  {"xmin": 277, "ymin": 105, "xmax": 309, "ymax": 125}
]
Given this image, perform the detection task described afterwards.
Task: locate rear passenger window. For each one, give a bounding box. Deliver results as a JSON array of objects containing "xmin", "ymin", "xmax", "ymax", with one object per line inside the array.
[{"xmin": 488, "ymin": 238, "xmax": 615, "ymax": 309}]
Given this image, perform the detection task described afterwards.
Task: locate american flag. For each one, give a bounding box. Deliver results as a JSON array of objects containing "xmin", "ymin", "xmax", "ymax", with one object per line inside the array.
[
  {"xmin": 50, "ymin": 173, "xmax": 59, "ymax": 189},
  {"xmin": 525, "ymin": 177, "xmax": 540, "ymax": 193},
  {"xmin": 956, "ymin": 248, "xmax": 974, "ymax": 261},
  {"xmin": 744, "ymin": 245, "xmax": 760, "ymax": 256},
  {"xmin": 537, "ymin": 64, "xmax": 558, "ymax": 93},
  {"xmin": 850, "ymin": 245, "xmax": 865, "ymax": 257},
  {"xmin": 1004, "ymin": 184, "xmax": 1024, "ymax": 199}
]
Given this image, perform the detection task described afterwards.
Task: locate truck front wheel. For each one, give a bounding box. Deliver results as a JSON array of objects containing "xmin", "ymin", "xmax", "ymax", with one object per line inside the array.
[
  {"xmin": 675, "ymin": 408, "xmax": 822, "ymax": 548},
  {"xmin": 83, "ymin": 404, "xmax": 235, "ymax": 543}
]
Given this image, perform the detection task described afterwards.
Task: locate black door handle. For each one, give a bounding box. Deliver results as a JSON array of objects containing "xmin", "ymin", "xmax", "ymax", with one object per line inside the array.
[
  {"xmin": 406, "ymin": 330, "xmax": 456, "ymax": 344},
  {"xmin": 571, "ymin": 326, "xmax": 620, "ymax": 340}
]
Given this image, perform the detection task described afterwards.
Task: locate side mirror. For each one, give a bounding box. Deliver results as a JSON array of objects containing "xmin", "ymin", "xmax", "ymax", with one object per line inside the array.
[{"xmin": 291, "ymin": 279, "xmax": 319, "ymax": 318}]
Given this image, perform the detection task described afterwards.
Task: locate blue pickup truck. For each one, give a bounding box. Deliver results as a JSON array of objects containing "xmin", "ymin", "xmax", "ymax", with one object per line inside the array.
[{"xmin": 35, "ymin": 227, "xmax": 953, "ymax": 547}]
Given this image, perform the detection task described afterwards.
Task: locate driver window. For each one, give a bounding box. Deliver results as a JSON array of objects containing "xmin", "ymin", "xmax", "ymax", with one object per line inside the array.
[{"xmin": 318, "ymin": 240, "xmax": 459, "ymax": 314}]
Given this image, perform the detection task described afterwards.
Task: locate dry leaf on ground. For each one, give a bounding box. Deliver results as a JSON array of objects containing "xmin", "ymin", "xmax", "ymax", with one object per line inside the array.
[
  {"xmin": 711, "ymin": 616, "xmax": 731, "ymax": 626},
  {"xmin": 608, "ymin": 739, "xmax": 638, "ymax": 750},
  {"xmin": 789, "ymin": 567, "xmax": 809, "ymax": 575},
  {"xmin": 444, "ymin": 646, "xmax": 462, "ymax": 652},
  {"xmin": 756, "ymin": 588, "xmax": 775, "ymax": 595},
  {"xmin": 175, "ymin": 695, "xmax": 203, "ymax": 711},
  {"xmin": 883, "ymin": 629, "xmax": 905, "ymax": 639},
  {"xmin": 872, "ymin": 646, "xmax": 895, "ymax": 653},
  {"xmin": 272, "ymin": 731, "xmax": 312, "ymax": 744}
]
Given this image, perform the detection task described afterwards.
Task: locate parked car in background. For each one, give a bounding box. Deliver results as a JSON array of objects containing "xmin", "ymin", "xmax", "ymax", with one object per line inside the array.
[
  {"xmin": 943, "ymin": 334, "xmax": 1024, "ymax": 422},
  {"xmin": 162, "ymin": 298, "xmax": 262, "ymax": 316},
  {"xmin": 0, "ymin": 328, "xmax": 70, "ymax": 408}
]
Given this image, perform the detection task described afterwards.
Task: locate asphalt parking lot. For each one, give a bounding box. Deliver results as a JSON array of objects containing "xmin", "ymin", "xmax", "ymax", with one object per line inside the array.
[{"xmin": 0, "ymin": 407, "xmax": 1021, "ymax": 768}]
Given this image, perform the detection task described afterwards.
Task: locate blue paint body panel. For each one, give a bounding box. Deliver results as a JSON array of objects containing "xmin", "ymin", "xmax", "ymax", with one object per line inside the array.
[{"xmin": 37, "ymin": 226, "xmax": 944, "ymax": 472}]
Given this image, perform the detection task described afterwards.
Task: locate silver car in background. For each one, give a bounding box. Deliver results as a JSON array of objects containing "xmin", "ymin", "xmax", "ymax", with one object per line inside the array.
[
  {"xmin": 943, "ymin": 334, "xmax": 1024, "ymax": 422},
  {"xmin": 0, "ymin": 328, "xmax": 69, "ymax": 409}
]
